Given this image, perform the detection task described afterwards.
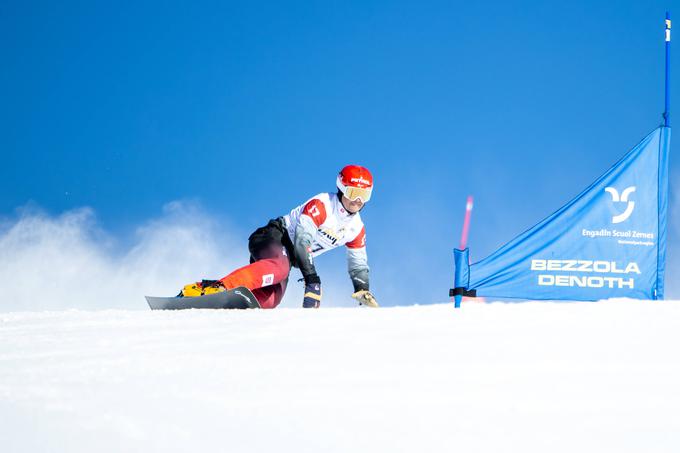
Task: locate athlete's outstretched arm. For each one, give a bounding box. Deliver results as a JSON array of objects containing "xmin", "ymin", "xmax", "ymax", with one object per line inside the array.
[
  {"xmin": 346, "ymin": 226, "xmax": 369, "ymax": 291},
  {"xmin": 347, "ymin": 247, "xmax": 369, "ymax": 291},
  {"xmin": 294, "ymin": 216, "xmax": 323, "ymax": 308},
  {"xmin": 294, "ymin": 215, "xmax": 320, "ymax": 284}
]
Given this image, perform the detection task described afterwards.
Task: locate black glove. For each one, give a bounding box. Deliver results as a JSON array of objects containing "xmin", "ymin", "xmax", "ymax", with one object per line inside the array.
[{"xmin": 303, "ymin": 274, "xmax": 322, "ymax": 308}]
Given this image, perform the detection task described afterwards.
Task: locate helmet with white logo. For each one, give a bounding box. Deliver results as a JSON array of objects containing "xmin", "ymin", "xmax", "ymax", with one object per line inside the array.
[{"xmin": 337, "ymin": 165, "xmax": 373, "ymax": 203}]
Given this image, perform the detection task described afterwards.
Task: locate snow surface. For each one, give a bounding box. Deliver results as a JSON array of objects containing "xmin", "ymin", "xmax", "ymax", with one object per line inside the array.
[{"xmin": 1, "ymin": 300, "xmax": 679, "ymax": 453}]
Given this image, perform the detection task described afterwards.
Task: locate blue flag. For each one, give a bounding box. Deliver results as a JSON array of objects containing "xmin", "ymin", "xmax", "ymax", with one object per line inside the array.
[{"xmin": 454, "ymin": 126, "xmax": 670, "ymax": 301}]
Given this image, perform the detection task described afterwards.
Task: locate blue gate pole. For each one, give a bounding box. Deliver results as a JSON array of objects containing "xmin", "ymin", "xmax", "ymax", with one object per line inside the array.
[{"xmin": 664, "ymin": 12, "xmax": 671, "ymax": 127}]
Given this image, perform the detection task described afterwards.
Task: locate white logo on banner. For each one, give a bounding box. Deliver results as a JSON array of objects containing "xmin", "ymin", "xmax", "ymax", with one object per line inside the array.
[
  {"xmin": 605, "ymin": 186, "xmax": 636, "ymax": 224},
  {"xmin": 262, "ymin": 274, "xmax": 274, "ymax": 286}
]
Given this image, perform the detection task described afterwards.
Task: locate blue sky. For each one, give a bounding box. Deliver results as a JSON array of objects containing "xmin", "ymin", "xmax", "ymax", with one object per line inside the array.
[{"xmin": 1, "ymin": 0, "xmax": 677, "ymax": 305}]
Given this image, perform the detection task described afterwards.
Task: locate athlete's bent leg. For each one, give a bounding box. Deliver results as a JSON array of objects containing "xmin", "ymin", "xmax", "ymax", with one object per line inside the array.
[
  {"xmin": 253, "ymin": 277, "xmax": 289, "ymax": 309},
  {"xmin": 218, "ymin": 221, "xmax": 292, "ymax": 307},
  {"xmin": 220, "ymin": 255, "xmax": 290, "ymax": 293}
]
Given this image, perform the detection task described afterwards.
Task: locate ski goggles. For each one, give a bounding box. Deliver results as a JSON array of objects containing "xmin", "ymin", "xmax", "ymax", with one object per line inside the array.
[{"xmin": 343, "ymin": 186, "xmax": 372, "ymax": 203}]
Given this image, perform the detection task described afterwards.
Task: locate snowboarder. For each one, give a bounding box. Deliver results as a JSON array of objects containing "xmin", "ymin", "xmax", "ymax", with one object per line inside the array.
[{"xmin": 178, "ymin": 165, "xmax": 379, "ymax": 309}]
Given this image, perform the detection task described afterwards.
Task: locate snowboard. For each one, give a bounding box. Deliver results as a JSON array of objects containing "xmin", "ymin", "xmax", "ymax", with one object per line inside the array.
[{"xmin": 145, "ymin": 286, "xmax": 261, "ymax": 310}]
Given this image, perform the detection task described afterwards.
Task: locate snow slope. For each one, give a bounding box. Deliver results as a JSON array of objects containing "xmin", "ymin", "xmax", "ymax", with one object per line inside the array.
[{"xmin": 1, "ymin": 300, "xmax": 679, "ymax": 453}]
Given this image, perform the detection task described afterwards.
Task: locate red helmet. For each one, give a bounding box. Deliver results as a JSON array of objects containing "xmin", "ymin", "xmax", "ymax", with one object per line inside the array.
[{"xmin": 337, "ymin": 165, "xmax": 373, "ymax": 203}]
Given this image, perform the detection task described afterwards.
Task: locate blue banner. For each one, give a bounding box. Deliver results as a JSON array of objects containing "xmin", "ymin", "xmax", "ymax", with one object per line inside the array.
[{"xmin": 454, "ymin": 126, "xmax": 670, "ymax": 301}]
